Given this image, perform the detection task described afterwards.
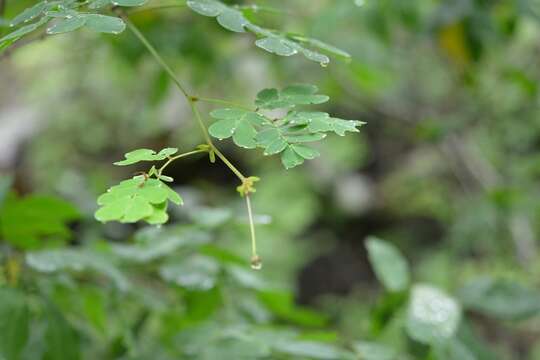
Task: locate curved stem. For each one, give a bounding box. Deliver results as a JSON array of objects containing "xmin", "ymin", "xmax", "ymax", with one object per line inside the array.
[
  {"xmin": 123, "ymin": 15, "xmax": 190, "ymax": 99},
  {"xmin": 122, "ymin": 14, "xmax": 247, "ymax": 182},
  {"xmin": 122, "ymin": 13, "xmax": 259, "ymax": 268},
  {"xmin": 213, "ymin": 147, "xmax": 245, "ymax": 182},
  {"xmin": 189, "ymin": 101, "xmax": 214, "ymax": 147},
  {"xmin": 157, "ymin": 149, "xmax": 207, "ymax": 176}
]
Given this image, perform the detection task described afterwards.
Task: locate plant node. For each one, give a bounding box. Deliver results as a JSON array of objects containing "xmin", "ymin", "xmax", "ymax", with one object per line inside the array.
[{"xmin": 237, "ymin": 176, "xmax": 260, "ymax": 197}]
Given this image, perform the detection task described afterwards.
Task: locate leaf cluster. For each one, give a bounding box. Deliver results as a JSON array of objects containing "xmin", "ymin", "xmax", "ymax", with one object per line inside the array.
[
  {"xmin": 0, "ymin": 0, "xmax": 134, "ymax": 49},
  {"xmin": 186, "ymin": 0, "xmax": 351, "ymax": 66},
  {"xmin": 209, "ymin": 84, "xmax": 364, "ymax": 169}
]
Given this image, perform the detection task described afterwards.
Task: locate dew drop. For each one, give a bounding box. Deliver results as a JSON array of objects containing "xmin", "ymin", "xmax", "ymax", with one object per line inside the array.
[
  {"xmin": 250, "ymin": 255, "xmax": 262, "ymax": 270},
  {"xmin": 320, "ymin": 62, "xmax": 328, "ymax": 68}
]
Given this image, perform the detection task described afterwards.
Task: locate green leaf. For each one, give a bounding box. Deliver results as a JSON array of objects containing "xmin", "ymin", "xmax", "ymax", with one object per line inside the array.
[
  {"xmin": 186, "ymin": 0, "xmax": 346, "ymax": 65},
  {"xmin": 186, "ymin": 0, "xmax": 223, "ymax": 16},
  {"xmin": 159, "ymin": 255, "xmax": 219, "ymax": 290},
  {"xmin": 9, "ymin": 1, "xmax": 47, "ymax": 27},
  {"xmin": 290, "ymin": 144, "xmax": 320, "ymax": 160},
  {"xmin": 284, "ymin": 133, "xmax": 327, "ymax": 143},
  {"xmin": 406, "ymin": 284, "xmax": 461, "ymax": 345},
  {"xmin": 82, "ymin": 14, "xmax": 125, "ymax": 34},
  {"xmin": 226, "ymin": 265, "xmax": 267, "ymax": 290},
  {"xmin": 255, "ymin": 84, "xmax": 329, "ymax": 109},
  {"xmin": 281, "ymin": 145, "xmax": 305, "ymax": 169},
  {"xmin": 95, "ymin": 176, "xmax": 182, "ymax": 224},
  {"xmin": 458, "ymin": 277, "xmax": 540, "ymax": 320},
  {"xmin": 26, "ymin": 248, "xmax": 130, "ymax": 291},
  {"xmin": 216, "ymin": 8, "xmax": 249, "ymax": 32},
  {"xmin": 290, "ymin": 35, "xmax": 352, "ymax": 61},
  {"xmin": 0, "ymin": 17, "xmax": 48, "ymax": 43},
  {"xmin": 433, "ymin": 338, "xmax": 476, "ymax": 360},
  {"xmin": 88, "ymin": 0, "xmax": 112, "ymax": 9},
  {"xmin": 46, "ymin": 16, "xmax": 86, "ymax": 35},
  {"xmin": 207, "ymin": 86, "xmax": 363, "ymax": 170},
  {"xmin": 0, "ymin": 288, "xmax": 29, "ymax": 360},
  {"xmin": 289, "ymin": 111, "xmax": 365, "ymax": 136},
  {"xmin": 113, "ymin": 147, "xmax": 178, "ymax": 165},
  {"xmin": 255, "ymin": 37, "xmax": 298, "ymax": 56},
  {"xmin": 365, "ymin": 237, "xmax": 410, "ymax": 292},
  {"xmin": 43, "ymin": 304, "xmax": 81, "ymax": 360},
  {"xmin": 258, "ymin": 291, "xmax": 328, "ymax": 327},
  {"xmin": 112, "ymin": 0, "xmax": 147, "ymax": 7},
  {"xmin": 187, "ymin": 0, "xmax": 248, "ymax": 32},
  {"xmin": 0, "ymin": 194, "xmax": 79, "ymax": 249},
  {"xmin": 144, "ymin": 201, "xmax": 169, "ymax": 224},
  {"xmin": 209, "ymin": 108, "xmax": 266, "ymax": 148}
]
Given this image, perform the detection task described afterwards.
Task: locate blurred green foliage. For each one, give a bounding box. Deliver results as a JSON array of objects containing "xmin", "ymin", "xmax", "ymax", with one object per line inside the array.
[{"xmin": 2, "ymin": 0, "xmax": 540, "ymax": 359}]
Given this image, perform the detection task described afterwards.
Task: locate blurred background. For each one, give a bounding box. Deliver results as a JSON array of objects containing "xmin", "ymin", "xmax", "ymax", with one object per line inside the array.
[{"xmin": 1, "ymin": 0, "xmax": 540, "ymax": 359}]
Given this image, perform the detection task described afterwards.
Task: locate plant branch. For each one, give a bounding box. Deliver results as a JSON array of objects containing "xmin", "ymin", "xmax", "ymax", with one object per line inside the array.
[
  {"xmin": 121, "ymin": 11, "xmax": 258, "ymax": 267},
  {"xmin": 122, "ymin": 15, "xmax": 190, "ymax": 99},
  {"xmin": 157, "ymin": 149, "xmax": 207, "ymax": 176},
  {"xmin": 121, "ymin": 13, "xmax": 247, "ymax": 182}
]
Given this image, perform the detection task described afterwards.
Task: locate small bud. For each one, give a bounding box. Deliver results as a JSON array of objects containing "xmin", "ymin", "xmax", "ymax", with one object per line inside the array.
[{"xmin": 250, "ymin": 255, "xmax": 262, "ymax": 270}]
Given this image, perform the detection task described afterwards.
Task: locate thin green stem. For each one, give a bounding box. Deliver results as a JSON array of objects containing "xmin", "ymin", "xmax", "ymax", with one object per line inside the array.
[
  {"xmin": 122, "ymin": 13, "xmax": 259, "ymax": 268},
  {"xmin": 189, "ymin": 101, "xmax": 215, "ymax": 147},
  {"xmin": 213, "ymin": 147, "xmax": 245, "ymax": 182},
  {"xmin": 245, "ymin": 194, "xmax": 261, "ymax": 269},
  {"xmin": 123, "ymin": 15, "xmax": 190, "ymax": 99},
  {"xmin": 196, "ymin": 96, "xmax": 254, "ymax": 111},
  {"xmin": 157, "ymin": 149, "xmax": 207, "ymax": 176},
  {"xmin": 121, "ymin": 14, "xmax": 247, "ymax": 182}
]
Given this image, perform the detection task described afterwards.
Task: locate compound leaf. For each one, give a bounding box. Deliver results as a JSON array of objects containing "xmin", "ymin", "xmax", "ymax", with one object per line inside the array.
[
  {"xmin": 46, "ymin": 15, "xmax": 86, "ymax": 35},
  {"xmin": 9, "ymin": 1, "xmax": 47, "ymax": 27},
  {"xmin": 209, "ymin": 108, "xmax": 266, "ymax": 148},
  {"xmin": 114, "ymin": 147, "xmax": 178, "ymax": 165},
  {"xmin": 0, "ymin": 17, "xmax": 49, "ymax": 43},
  {"xmin": 95, "ymin": 176, "xmax": 182, "ymax": 224},
  {"xmin": 83, "ymin": 14, "xmax": 125, "ymax": 34},
  {"xmin": 255, "ymin": 84, "xmax": 329, "ymax": 109},
  {"xmin": 208, "ymin": 85, "xmax": 363, "ymax": 169},
  {"xmin": 186, "ymin": 0, "xmax": 348, "ymax": 65}
]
